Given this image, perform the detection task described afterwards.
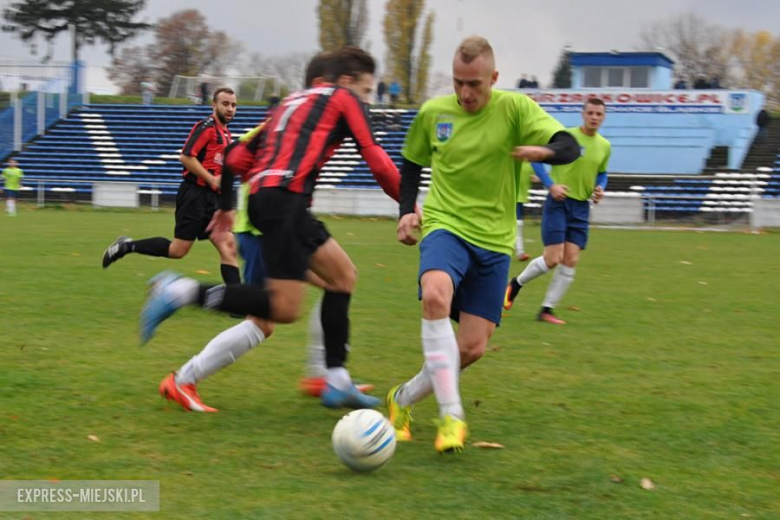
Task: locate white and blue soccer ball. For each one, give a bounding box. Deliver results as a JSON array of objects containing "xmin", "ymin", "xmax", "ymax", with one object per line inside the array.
[{"xmin": 332, "ymin": 409, "xmax": 396, "ymax": 472}]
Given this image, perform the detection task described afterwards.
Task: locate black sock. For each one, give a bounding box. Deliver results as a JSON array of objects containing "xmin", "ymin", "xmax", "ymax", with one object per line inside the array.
[
  {"xmin": 130, "ymin": 237, "xmax": 171, "ymax": 257},
  {"xmin": 321, "ymin": 291, "xmax": 351, "ymax": 369},
  {"xmin": 541, "ymin": 306, "xmax": 553, "ymax": 314},
  {"xmin": 220, "ymin": 264, "xmax": 241, "ymax": 285},
  {"xmin": 198, "ymin": 283, "xmax": 271, "ymax": 318}
]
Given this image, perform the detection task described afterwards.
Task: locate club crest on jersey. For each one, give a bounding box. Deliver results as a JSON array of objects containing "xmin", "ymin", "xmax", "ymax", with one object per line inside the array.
[{"xmin": 436, "ymin": 122, "xmax": 453, "ymax": 142}]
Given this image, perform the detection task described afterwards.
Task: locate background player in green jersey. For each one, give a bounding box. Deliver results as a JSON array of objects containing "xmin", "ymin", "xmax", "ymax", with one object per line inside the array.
[
  {"xmin": 387, "ymin": 36, "xmax": 580, "ymax": 453},
  {"xmin": 514, "ymin": 161, "xmax": 536, "ymax": 261},
  {"xmin": 2, "ymin": 158, "xmax": 24, "ymax": 216},
  {"xmin": 504, "ymin": 98, "xmax": 611, "ymax": 324}
]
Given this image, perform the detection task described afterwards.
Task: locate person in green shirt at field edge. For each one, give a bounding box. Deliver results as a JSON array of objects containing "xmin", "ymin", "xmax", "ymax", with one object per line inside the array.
[
  {"xmin": 2, "ymin": 158, "xmax": 24, "ymax": 216},
  {"xmin": 387, "ymin": 36, "xmax": 580, "ymax": 453}
]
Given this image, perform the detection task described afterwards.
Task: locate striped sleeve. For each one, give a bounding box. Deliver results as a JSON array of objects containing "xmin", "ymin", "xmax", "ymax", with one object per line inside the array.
[{"xmin": 182, "ymin": 120, "xmax": 214, "ymax": 157}]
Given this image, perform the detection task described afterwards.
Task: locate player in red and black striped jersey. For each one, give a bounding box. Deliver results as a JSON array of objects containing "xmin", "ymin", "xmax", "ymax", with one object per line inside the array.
[
  {"xmin": 102, "ymin": 88, "xmax": 241, "ymax": 286},
  {"xmin": 141, "ymin": 47, "xmax": 406, "ymax": 410}
]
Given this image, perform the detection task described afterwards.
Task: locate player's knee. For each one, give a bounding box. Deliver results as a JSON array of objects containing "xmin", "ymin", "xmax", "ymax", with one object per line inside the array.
[
  {"xmin": 544, "ymin": 251, "xmax": 562, "ymax": 268},
  {"xmin": 460, "ymin": 341, "xmax": 487, "ymax": 368},
  {"xmin": 330, "ymin": 264, "xmax": 358, "ymax": 293},
  {"xmin": 168, "ymin": 244, "xmax": 188, "ymax": 259},
  {"xmin": 421, "ymin": 287, "xmax": 451, "ymax": 318}
]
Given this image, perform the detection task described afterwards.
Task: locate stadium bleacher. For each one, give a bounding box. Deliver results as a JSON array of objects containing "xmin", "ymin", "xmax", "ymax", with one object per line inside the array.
[{"xmin": 9, "ymin": 103, "xmax": 780, "ymax": 220}]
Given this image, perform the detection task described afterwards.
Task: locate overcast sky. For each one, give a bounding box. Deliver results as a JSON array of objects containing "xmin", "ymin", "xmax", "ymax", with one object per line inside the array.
[{"xmin": 0, "ymin": 0, "xmax": 778, "ymax": 94}]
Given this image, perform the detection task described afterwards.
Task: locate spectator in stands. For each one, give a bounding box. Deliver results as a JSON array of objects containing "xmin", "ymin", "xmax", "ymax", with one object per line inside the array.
[
  {"xmin": 268, "ymin": 95, "xmax": 281, "ymax": 109},
  {"xmin": 756, "ymin": 108, "xmax": 770, "ymax": 143},
  {"xmin": 102, "ymin": 87, "xmax": 240, "ymax": 288},
  {"xmin": 200, "ymin": 82, "xmax": 209, "ymax": 105},
  {"xmin": 710, "ymin": 77, "xmax": 721, "ymax": 89},
  {"xmin": 694, "ymin": 75, "xmax": 710, "ymax": 89},
  {"xmin": 389, "ymin": 80, "xmax": 401, "ymax": 106},
  {"xmin": 505, "ymin": 97, "xmax": 611, "ymax": 325},
  {"xmin": 674, "ymin": 78, "xmax": 688, "ymax": 89},
  {"xmin": 529, "ymin": 76, "xmax": 540, "ymax": 88},
  {"xmin": 390, "ymin": 36, "xmax": 579, "ymax": 453},
  {"xmin": 2, "ymin": 158, "xmax": 24, "ymax": 216},
  {"xmin": 377, "ymin": 80, "xmax": 387, "ymax": 105},
  {"xmin": 141, "ymin": 78, "xmax": 155, "ymax": 105},
  {"xmin": 517, "ymin": 74, "xmax": 529, "ymax": 88}
]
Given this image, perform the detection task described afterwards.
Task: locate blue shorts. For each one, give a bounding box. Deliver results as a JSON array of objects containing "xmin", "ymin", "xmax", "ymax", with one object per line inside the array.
[
  {"xmin": 515, "ymin": 202, "xmax": 524, "ymax": 220},
  {"xmin": 541, "ymin": 195, "xmax": 590, "ymax": 250},
  {"xmin": 4, "ymin": 189, "xmax": 17, "ymax": 198},
  {"xmin": 418, "ymin": 229, "xmax": 511, "ymax": 325},
  {"xmin": 236, "ymin": 232, "xmax": 267, "ymax": 284}
]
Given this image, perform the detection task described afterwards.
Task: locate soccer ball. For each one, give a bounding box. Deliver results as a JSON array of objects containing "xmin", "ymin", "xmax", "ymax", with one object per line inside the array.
[{"xmin": 332, "ymin": 409, "xmax": 396, "ymax": 472}]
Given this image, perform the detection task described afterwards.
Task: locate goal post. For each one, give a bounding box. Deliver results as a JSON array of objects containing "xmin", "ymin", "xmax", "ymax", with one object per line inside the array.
[{"xmin": 168, "ymin": 75, "xmax": 282, "ymax": 103}]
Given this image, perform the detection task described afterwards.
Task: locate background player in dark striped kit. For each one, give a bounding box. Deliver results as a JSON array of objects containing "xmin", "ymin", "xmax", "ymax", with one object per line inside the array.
[{"xmin": 102, "ymin": 88, "xmax": 241, "ymax": 286}]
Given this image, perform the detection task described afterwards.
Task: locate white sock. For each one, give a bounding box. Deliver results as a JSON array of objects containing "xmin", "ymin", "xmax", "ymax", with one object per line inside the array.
[
  {"xmin": 8, "ymin": 199, "xmax": 16, "ymax": 214},
  {"xmin": 515, "ymin": 220, "xmax": 524, "ymax": 255},
  {"xmin": 396, "ymin": 365, "xmax": 434, "ymax": 407},
  {"xmin": 326, "ymin": 367, "xmax": 352, "ymax": 391},
  {"xmin": 167, "ymin": 277, "xmax": 200, "ymax": 307},
  {"xmin": 542, "ymin": 265, "xmax": 576, "ymax": 309},
  {"xmin": 305, "ymin": 297, "xmax": 327, "ymax": 378},
  {"xmin": 517, "ymin": 256, "xmax": 551, "ymax": 286},
  {"xmin": 422, "ymin": 318, "xmax": 463, "ymax": 420},
  {"xmin": 176, "ymin": 320, "xmax": 265, "ymax": 385}
]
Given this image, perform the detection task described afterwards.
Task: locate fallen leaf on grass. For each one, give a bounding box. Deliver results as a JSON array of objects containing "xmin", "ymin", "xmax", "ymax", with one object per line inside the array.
[
  {"xmin": 260, "ymin": 462, "xmax": 283, "ymax": 469},
  {"xmin": 472, "ymin": 399, "xmax": 482, "ymax": 408},
  {"xmin": 679, "ymin": 260, "xmax": 692, "ymax": 265},
  {"xmin": 195, "ymin": 269, "xmax": 210, "ymax": 275},
  {"xmin": 71, "ymin": 252, "xmax": 82, "ymax": 257},
  {"xmin": 87, "ymin": 435, "xmax": 100, "ymax": 443},
  {"xmin": 472, "ymin": 442, "xmax": 505, "ymax": 449},
  {"xmin": 567, "ymin": 305, "xmax": 580, "ymax": 312},
  {"xmin": 646, "ymin": 297, "xmax": 657, "ymax": 302},
  {"xmin": 610, "ymin": 475, "xmax": 624, "ymax": 483},
  {"xmin": 640, "ymin": 477, "xmax": 655, "ymax": 490},
  {"xmin": 346, "ymin": 232, "xmax": 355, "ymax": 236},
  {"xmin": 375, "ymin": 263, "xmax": 386, "ymax": 268},
  {"xmin": 698, "ymin": 281, "xmax": 708, "ymax": 285},
  {"xmin": 486, "ymin": 346, "xmax": 501, "ymax": 352}
]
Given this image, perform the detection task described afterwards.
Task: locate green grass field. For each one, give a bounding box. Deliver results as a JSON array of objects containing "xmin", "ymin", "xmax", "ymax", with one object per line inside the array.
[{"xmin": 1, "ymin": 205, "xmax": 778, "ymax": 519}]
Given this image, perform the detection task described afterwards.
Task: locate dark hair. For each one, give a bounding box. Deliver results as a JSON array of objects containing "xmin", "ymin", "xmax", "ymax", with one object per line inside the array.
[
  {"xmin": 324, "ymin": 46, "xmax": 375, "ymax": 83},
  {"xmin": 305, "ymin": 51, "xmax": 333, "ymax": 88},
  {"xmin": 584, "ymin": 97, "xmax": 605, "ymax": 109},
  {"xmin": 212, "ymin": 87, "xmax": 235, "ymax": 103}
]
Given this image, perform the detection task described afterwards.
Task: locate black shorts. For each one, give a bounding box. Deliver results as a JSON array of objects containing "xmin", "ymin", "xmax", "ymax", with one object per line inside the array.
[
  {"xmin": 248, "ymin": 188, "xmax": 331, "ymax": 280},
  {"xmin": 174, "ymin": 180, "xmax": 220, "ymax": 241}
]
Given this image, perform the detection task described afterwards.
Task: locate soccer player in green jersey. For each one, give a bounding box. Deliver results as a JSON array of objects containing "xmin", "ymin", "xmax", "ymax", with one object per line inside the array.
[
  {"xmin": 504, "ymin": 98, "xmax": 611, "ymax": 325},
  {"xmin": 2, "ymin": 159, "xmax": 24, "ymax": 216},
  {"xmin": 514, "ymin": 161, "xmax": 535, "ymax": 261},
  {"xmin": 386, "ymin": 36, "xmax": 580, "ymax": 453}
]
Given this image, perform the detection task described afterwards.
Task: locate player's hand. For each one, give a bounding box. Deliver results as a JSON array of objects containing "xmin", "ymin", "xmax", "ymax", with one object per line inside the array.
[
  {"xmin": 206, "ymin": 209, "xmax": 235, "ymax": 236},
  {"xmin": 592, "ymin": 186, "xmax": 605, "ymax": 205},
  {"xmin": 208, "ymin": 175, "xmax": 221, "ymax": 191},
  {"xmin": 512, "ymin": 146, "xmax": 553, "ymax": 162},
  {"xmin": 549, "ymin": 184, "xmax": 568, "ymax": 201},
  {"xmin": 397, "ymin": 213, "xmax": 421, "ymax": 246}
]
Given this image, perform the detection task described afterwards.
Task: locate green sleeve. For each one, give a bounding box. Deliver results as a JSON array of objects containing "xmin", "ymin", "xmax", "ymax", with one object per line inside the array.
[
  {"xmin": 401, "ymin": 105, "xmax": 432, "ymax": 167},
  {"xmin": 516, "ymin": 95, "xmax": 564, "ymax": 146}
]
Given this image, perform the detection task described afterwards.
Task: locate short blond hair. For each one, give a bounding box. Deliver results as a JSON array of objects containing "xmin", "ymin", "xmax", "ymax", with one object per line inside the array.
[{"xmin": 456, "ymin": 36, "xmax": 494, "ymax": 66}]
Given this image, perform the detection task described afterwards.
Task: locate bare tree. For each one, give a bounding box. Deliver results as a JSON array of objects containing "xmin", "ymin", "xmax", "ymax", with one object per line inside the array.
[
  {"xmin": 731, "ymin": 30, "xmax": 780, "ymax": 106},
  {"xmin": 639, "ymin": 12, "xmax": 736, "ymax": 86},
  {"xmin": 244, "ymin": 51, "xmax": 315, "ymax": 94}
]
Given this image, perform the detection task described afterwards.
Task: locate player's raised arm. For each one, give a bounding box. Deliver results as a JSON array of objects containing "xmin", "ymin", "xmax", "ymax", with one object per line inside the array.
[{"xmin": 337, "ymin": 90, "xmax": 401, "ymax": 202}]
